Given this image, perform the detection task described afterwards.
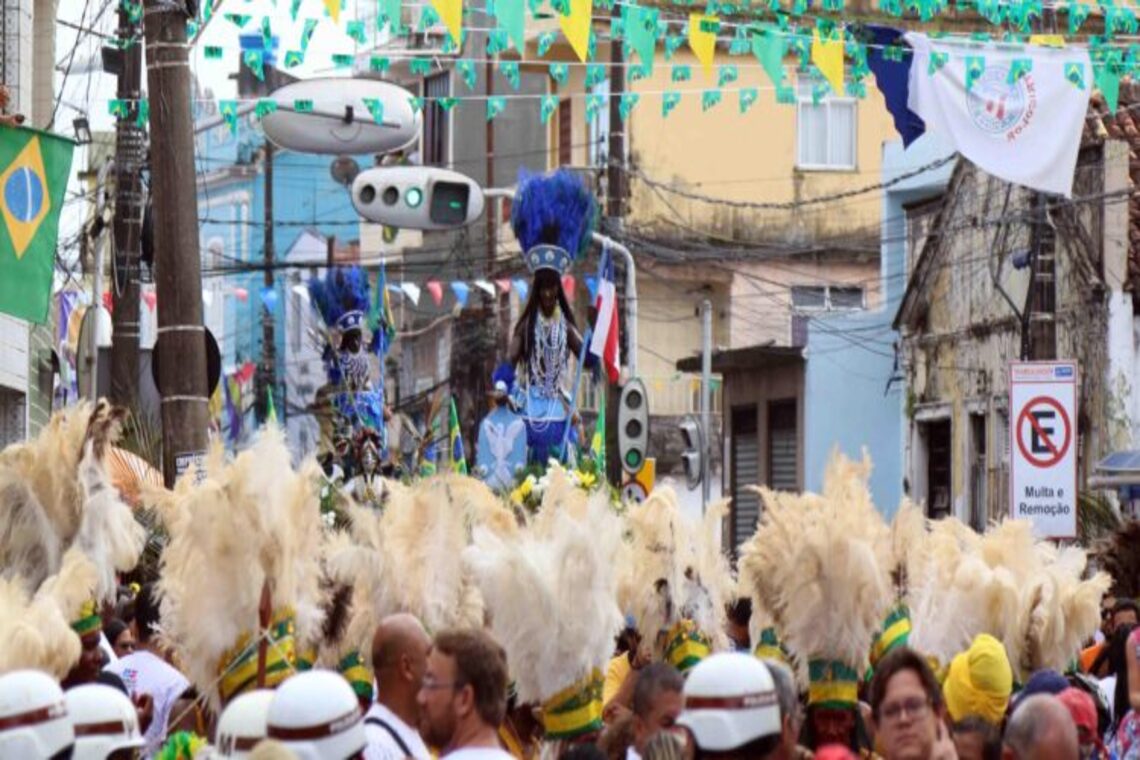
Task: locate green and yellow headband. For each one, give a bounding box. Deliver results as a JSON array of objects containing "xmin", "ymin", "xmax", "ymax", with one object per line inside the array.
[
  {"xmin": 218, "ymin": 607, "xmax": 297, "ymax": 705},
  {"xmin": 753, "ymin": 626, "xmax": 788, "ymax": 664},
  {"xmin": 541, "ymin": 669, "xmax": 604, "ymax": 741},
  {"xmin": 71, "ymin": 599, "xmax": 101, "ymax": 637},
  {"xmin": 869, "ymin": 605, "xmax": 912, "ymax": 670},
  {"xmin": 338, "ymin": 650, "xmax": 374, "ymax": 703},
  {"xmin": 808, "ymin": 660, "xmax": 860, "ymax": 709},
  {"xmin": 664, "ymin": 619, "xmax": 712, "ymax": 674}
]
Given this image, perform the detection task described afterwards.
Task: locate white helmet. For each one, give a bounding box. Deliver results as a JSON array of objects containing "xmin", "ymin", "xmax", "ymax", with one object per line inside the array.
[
  {"xmin": 66, "ymin": 683, "xmax": 145, "ymax": 760},
  {"xmin": 215, "ymin": 690, "xmax": 275, "ymax": 759},
  {"xmin": 265, "ymin": 671, "xmax": 365, "ymax": 760},
  {"xmin": 0, "ymin": 669, "xmax": 74, "ymax": 759},
  {"xmin": 676, "ymin": 653, "xmax": 781, "ymax": 752}
]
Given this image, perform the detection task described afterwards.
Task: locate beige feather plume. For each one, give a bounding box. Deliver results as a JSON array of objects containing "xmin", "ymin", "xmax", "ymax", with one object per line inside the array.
[
  {"xmin": 464, "ymin": 489, "xmax": 624, "ymax": 705},
  {"xmin": 151, "ymin": 430, "xmax": 326, "ymax": 710},
  {"xmin": 380, "ymin": 476, "xmax": 484, "ymax": 632},
  {"xmin": 0, "ymin": 548, "xmax": 97, "ymax": 678},
  {"xmin": 618, "ymin": 488, "xmax": 733, "ymax": 655},
  {"xmin": 738, "ymin": 451, "xmax": 890, "ymax": 671},
  {"xmin": 0, "ymin": 400, "xmax": 143, "ymax": 596}
]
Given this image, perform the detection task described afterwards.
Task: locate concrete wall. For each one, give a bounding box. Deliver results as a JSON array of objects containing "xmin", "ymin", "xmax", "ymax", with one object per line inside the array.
[{"xmin": 803, "ymin": 135, "xmax": 954, "ymax": 516}]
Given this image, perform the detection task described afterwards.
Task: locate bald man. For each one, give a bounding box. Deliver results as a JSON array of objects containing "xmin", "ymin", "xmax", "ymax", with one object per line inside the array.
[
  {"xmin": 1002, "ymin": 695, "xmax": 1079, "ymax": 760},
  {"xmin": 364, "ymin": 613, "xmax": 433, "ymax": 760}
]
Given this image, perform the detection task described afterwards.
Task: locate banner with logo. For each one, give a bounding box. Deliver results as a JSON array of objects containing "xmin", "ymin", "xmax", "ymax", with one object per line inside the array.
[{"xmin": 905, "ymin": 33, "xmax": 1091, "ymax": 197}]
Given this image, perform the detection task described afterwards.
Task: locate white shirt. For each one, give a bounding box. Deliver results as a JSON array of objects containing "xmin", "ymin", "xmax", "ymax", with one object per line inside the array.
[
  {"xmin": 627, "ymin": 748, "xmax": 643, "ymax": 760},
  {"xmin": 105, "ymin": 649, "xmax": 190, "ymax": 758},
  {"xmin": 363, "ymin": 702, "xmax": 431, "ymax": 760},
  {"xmin": 443, "ymin": 749, "xmax": 516, "ymax": 760}
]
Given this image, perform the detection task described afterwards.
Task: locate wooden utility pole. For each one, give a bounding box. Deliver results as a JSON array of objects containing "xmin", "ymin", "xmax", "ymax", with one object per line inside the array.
[
  {"xmin": 143, "ymin": 0, "xmax": 210, "ymax": 485},
  {"xmin": 110, "ymin": 3, "xmax": 144, "ymax": 407},
  {"xmin": 605, "ymin": 3, "xmax": 626, "ymax": 221},
  {"xmin": 257, "ymin": 144, "xmax": 276, "ymax": 422}
]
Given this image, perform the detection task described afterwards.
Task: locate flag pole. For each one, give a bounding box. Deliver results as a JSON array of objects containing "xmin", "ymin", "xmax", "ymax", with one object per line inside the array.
[{"xmin": 559, "ymin": 327, "xmax": 593, "ymax": 464}]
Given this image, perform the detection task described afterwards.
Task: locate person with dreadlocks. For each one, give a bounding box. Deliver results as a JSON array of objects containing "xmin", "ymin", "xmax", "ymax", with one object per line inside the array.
[{"xmin": 507, "ymin": 169, "xmax": 596, "ymax": 465}]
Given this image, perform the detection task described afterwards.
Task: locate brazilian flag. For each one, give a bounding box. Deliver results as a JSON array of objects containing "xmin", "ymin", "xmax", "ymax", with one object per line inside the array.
[
  {"xmin": 0, "ymin": 127, "xmax": 74, "ymax": 323},
  {"xmin": 449, "ymin": 397, "xmax": 467, "ymax": 475}
]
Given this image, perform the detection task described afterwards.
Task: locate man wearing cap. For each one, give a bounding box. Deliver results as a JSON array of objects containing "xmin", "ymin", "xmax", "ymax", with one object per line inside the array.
[
  {"xmin": 1057, "ymin": 688, "xmax": 1108, "ymax": 760},
  {"xmin": 942, "ymin": 634, "xmax": 1013, "ymax": 730},
  {"xmin": 675, "ymin": 652, "xmax": 782, "ymax": 760}
]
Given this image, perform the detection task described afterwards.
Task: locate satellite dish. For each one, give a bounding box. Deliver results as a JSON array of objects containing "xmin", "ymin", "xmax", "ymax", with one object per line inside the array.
[
  {"xmin": 260, "ymin": 78, "xmax": 420, "ymax": 155},
  {"xmin": 330, "ymin": 155, "xmax": 361, "ymax": 187},
  {"xmin": 76, "ymin": 306, "xmax": 112, "ymax": 399},
  {"xmin": 151, "ymin": 326, "xmax": 222, "ymax": 398}
]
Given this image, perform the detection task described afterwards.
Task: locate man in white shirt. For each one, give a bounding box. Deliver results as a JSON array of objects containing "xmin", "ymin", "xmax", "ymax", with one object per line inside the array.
[
  {"xmin": 364, "ymin": 614, "xmax": 433, "ymax": 760},
  {"xmin": 416, "ymin": 628, "xmax": 514, "ymax": 760},
  {"xmin": 104, "ymin": 584, "xmax": 189, "ymax": 758}
]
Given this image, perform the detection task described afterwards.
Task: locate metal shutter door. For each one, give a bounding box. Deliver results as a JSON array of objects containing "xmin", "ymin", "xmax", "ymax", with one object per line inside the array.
[{"xmin": 732, "ymin": 432, "xmax": 760, "ymax": 550}]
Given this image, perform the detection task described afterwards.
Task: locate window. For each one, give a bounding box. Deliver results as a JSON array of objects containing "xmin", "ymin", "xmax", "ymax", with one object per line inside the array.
[
  {"xmin": 968, "ymin": 413, "xmax": 987, "ymax": 530},
  {"xmin": 795, "ymin": 77, "xmax": 856, "ymax": 170},
  {"xmin": 920, "ymin": 419, "xmax": 952, "ymax": 520},
  {"xmin": 768, "ymin": 400, "xmax": 798, "ymax": 492},
  {"xmin": 558, "ymin": 98, "xmax": 573, "ymax": 167},
  {"xmin": 422, "ymin": 72, "xmax": 450, "ymax": 166},
  {"xmin": 587, "ymin": 79, "xmax": 610, "ymax": 169},
  {"xmin": 730, "ymin": 405, "xmax": 759, "ymax": 553},
  {"xmin": 791, "ymin": 285, "xmax": 864, "ymax": 311}
]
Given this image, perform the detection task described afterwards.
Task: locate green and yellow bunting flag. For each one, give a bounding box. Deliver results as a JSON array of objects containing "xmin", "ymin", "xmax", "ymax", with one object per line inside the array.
[{"xmin": 0, "ymin": 127, "xmax": 74, "ymax": 323}]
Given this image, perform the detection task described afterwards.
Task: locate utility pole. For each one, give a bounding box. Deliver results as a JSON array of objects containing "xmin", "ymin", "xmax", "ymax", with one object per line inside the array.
[
  {"xmin": 143, "ymin": 0, "xmax": 210, "ymax": 485},
  {"xmin": 110, "ymin": 3, "xmax": 144, "ymax": 407},
  {"xmin": 700, "ymin": 299, "xmax": 712, "ymax": 512},
  {"xmin": 605, "ymin": 4, "xmax": 626, "ymax": 221},
  {"xmin": 258, "ymin": 144, "xmax": 276, "ymax": 422}
]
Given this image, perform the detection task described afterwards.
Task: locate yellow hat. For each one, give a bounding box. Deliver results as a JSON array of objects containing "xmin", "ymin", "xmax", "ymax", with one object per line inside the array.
[{"xmin": 942, "ymin": 634, "xmax": 1013, "ymax": 725}]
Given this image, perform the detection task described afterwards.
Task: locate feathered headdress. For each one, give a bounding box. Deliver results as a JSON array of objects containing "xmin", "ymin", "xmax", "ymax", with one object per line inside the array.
[
  {"xmin": 147, "ymin": 429, "xmax": 325, "ymax": 711},
  {"xmin": 739, "ymin": 451, "xmax": 891, "ymax": 708},
  {"xmin": 868, "ymin": 501, "xmax": 926, "ymax": 670},
  {"xmin": 0, "ymin": 401, "xmax": 145, "ymax": 597},
  {"xmin": 618, "ymin": 487, "xmax": 733, "ymax": 673},
  {"xmin": 464, "ymin": 488, "xmax": 623, "ymax": 744},
  {"xmin": 510, "ymin": 169, "xmax": 596, "ymax": 275},
  {"xmin": 379, "ymin": 475, "xmax": 486, "ymax": 633}
]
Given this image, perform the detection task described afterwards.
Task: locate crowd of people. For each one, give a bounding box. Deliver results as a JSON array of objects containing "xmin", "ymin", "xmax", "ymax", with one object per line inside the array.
[{"xmin": 0, "ymin": 401, "xmax": 1138, "ymax": 760}]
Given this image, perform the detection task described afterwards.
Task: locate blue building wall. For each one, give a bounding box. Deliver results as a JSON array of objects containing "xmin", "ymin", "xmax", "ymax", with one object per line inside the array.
[
  {"xmin": 803, "ymin": 134, "xmax": 954, "ymax": 517},
  {"xmin": 195, "ymin": 102, "xmax": 369, "ymax": 425}
]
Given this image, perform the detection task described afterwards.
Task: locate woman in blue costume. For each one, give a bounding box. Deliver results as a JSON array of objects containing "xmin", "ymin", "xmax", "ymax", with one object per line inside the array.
[{"xmin": 507, "ymin": 169, "xmax": 595, "ymax": 465}]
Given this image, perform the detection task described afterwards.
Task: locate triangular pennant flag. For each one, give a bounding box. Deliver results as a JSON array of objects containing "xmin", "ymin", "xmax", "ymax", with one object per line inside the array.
[
  {"xmin": 500, "ymin": 60, "xmax": 520, "ymax": 89},
  {"xmin": 1065, "ymin": 61, "xmax": 1086, "ymax": 89},
  {"xmin": 346, "ymin": 20, "xmax": 367, "ymax": 43},
  {"xmin": 560, "ymin": 0, "xmax": 592, "ymax": 62},
  {"xmin": 428, "ymin": 0, "xmax": 461, "ymax": 44},
  {"xmin": 362, "ymin": 97, "xmax": 384, "ymax": 124},
  {"xmin": 927, "ymin": 50, "xmax": 949, "ymax": 75},
  {"xmin": 219, "ymin": 100, "xmax": 240, "ymax": 134},
  {"xmin": 410, "ymin": 58, "xmax": 432, "ymax": 75},
  {"xmin": 586, "ymin": 94, "xmax": 604, "ymax": 119},
  {"xmin": 256, "ymin": 99, "xmax": 278, "ymax": 119},
  {"xmin": 1069, "ymin": 2, "xmax": 1090, "ymax": 34},
  {"xmin": 549, "ymin": 63, "xmax": 569, "ymax": 85},
  {"xmin": 811, "ymin": 28, "xmax": 844, "ymax": 94},
  {"xmin": 662, "ymin": 90, "xmax": 681, "ymax": 117},
  {"xmin": 331, "ymin": 53, "xmax": 354, "ymax": 68},
  {"xmin": 1007, "ymin": 58, "xmax": 1032, "ymax": 83},
  {"xmin": 739, "ymin": 86, "xmax": 758, "ymax": 113},
  {"xmin": 381, "ymin": 0, "xmax": 403, "ymax": 34},
  {"xmin": 293, "ymin": 99, "xmax": 314, "ymax": 112},
  {"xmin": 474, "ymin": 279, "xmax": 496, "ymax": 297},
  {"xmin": 495, "ymin": 278, "xmax": 512, "ymax": 294},
  {"xmin": 496, "ymin": 0, "xmax": 526, "ymax": 52},
  {"xmin": 204, "ymin": 45, "xmax": 223, "ymax": 59},
  {"xmin": 486, "ymin": 96, "xmax": 507, "ymax": 120},
  {"xmin": 717, "ymin": 64, "xmax": 738, "ymax": 87},
  {"xmin": 625, "ymin": 4, "xmax": 659, "ymax": 74},
  {"xmin": 665, "ymin": 33, "xmax": 685, "ymax": 60},
  {"xmin": 619, "ymin": 92, "xmax": 640, "ymax": 120},
  {"xmin": 284, "ymin": 50, "xmax": 305, "ymax": 67},
  {"xmin": 457, "ymin": 59, "xmax": 477, "ymax": 89},
  {"xmin": 541, "ymin": 94, "xmax": 559, "ymax": 124},
  {"xmin": 512, "ymin": 279, "xmax": 529, "ymax": 301},
  {"xmin": 529, "ymin": 31, "xmax": 553, "ymax": 57},
  {"xmin": 689, "ymin": 13, "xmax": 718, "ymax": 72},
  {"xmin": 672, "ymin": 64, "xmax": 692, "ymax": 82},
  {"xmin": 701, "ymin": 89, "xmax": 722, "ymax": 110},
  {"xmin": 301, "ymin": 18, "xmax": 318, "ymax": 49},
  {"xmin": 586, "ymin": 63, "xmax": 605, "ymax": 87},
  {"xmin": 224, "ymin": 12, "xmax": 251, "ymax": 27},
  {"xmin": 752, "ymin": 26, "xmax": 786, "ymax": 88},
  {"xmin": 1095, "ymin": 61, "xmax": 1121, "ymax": 113},
  {"xmin": 243, "ymin": 49, "xmax": 265, "ymax": 80},
  {"xmin": 261, "ymin": 16, "xmax": 273, "ymax": 49},
  {"xmin": 449, "ymin": 281, "xmax": 470, "ymax": 307},
  {"xmin": 323, "ymin": 0, "xmax": 339, "ymax": 23},
  {"xmin": 401, "ymin": 282, "xmax": 421, "ymax": 305},
  {"xmin": 370, "ymin": 55, "xmax": 390, "ymax": 74},
  {"xmin": 290, "ymin": 0, "xmax": 301, "ymax": 20},
  {"xmin": 965, "ymin": 55, "xmax": 984, "ymax": 91}
]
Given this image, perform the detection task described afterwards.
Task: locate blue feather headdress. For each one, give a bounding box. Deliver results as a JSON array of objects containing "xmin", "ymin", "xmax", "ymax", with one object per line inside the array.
[
  {"xmin": 491, "ymin": 362, "xmax": 516, "ymax": 397},
  {"xmin": 307, "ymin": 267, "xmax": 382, "ymax": 386},
  {"xmin": 510, "ymin": 169, "xmax": 597, "ymax": 275}
]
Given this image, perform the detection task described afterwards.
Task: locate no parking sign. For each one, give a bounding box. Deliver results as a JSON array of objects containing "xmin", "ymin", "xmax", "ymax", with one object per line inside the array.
[{"xmin": 1009, "ymin": 361, "xmax": 1078, "ymax": 539}]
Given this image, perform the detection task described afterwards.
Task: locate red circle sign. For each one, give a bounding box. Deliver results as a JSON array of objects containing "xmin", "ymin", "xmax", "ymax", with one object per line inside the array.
[{"xmin": 1016, "ymin": 396, "xmax": 1072, "ymax": 468}]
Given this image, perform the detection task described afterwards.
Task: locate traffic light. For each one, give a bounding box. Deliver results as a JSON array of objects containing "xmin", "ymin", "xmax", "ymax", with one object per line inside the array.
[
  {"xmin": 352, "ymin": 166, "xmax": 485, "ymax": 230},
  {"xmin": 618, "ymin": 378, "xmax": 650, "ymax": 475},
  {"xmin": 679, "ymin": 417, "xmax": 704, "ymax": 490}
]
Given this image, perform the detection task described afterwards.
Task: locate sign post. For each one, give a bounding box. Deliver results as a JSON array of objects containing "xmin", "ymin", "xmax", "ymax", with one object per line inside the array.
[{"xmin": 1009, "ymin": 361, "xmax": 1078, "ymax": 538}]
